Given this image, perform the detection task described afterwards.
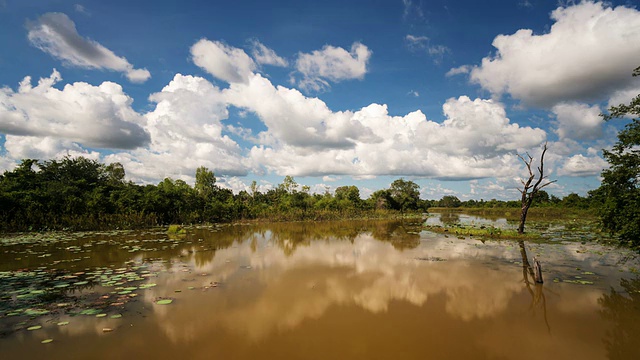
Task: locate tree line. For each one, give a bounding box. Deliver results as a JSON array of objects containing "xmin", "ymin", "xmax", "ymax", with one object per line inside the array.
[
  {"xmin": 0, "ymin": 156, "xmax": 596, "ymax": 232},
  {"xmin": 429, "ymin": 191, "xmax": 596, "ymax": 210},
  {"xmin": 0, "ymin": 157, "xmax": 421, "ymax": 231}
]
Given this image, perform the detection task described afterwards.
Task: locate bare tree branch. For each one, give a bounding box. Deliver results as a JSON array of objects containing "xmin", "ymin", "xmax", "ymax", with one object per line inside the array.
[{"xmin": 517, "ymin": 142, "xmax": 555, "ymax": 234}]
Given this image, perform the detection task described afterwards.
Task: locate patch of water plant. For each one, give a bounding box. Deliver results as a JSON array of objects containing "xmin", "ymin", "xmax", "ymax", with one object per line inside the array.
[
  {"xmin": 423, "ymin": 214, "xmax": 616, "ymax": 244},
  {"xmin": 0, "ymin": 225, "xmax": 236, "ymax": 336},
  {"xmin": 0, "ymin": 259, "xmax": 166, "ymax": 334},
  {"xmin": 424, "ymin": 223, "xmax": 530, "ymax": 240}
]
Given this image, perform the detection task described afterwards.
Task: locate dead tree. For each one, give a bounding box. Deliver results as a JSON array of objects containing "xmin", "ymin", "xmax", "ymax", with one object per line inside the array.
[{"xmin": 517, "ymin": 142, "xmax": 556, "ymax": 234}]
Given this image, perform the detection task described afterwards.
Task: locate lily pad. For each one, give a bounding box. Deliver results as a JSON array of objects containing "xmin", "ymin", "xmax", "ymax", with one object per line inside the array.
[
  {"xmin": 563, "ymin": 279, "xmax": 594, "ymax": 285},
  {"xmin": 41, "ymin": 339, "xmax": 53, "ymax": 344},
  {"xmin": 80, "ymin": 309, "xmax": 101, "ymax": 315},
  {"xmin": 57, "ymin": 321, "xmax": 69, "ymax": 326},
  {"xmin": 25, "ymin": 309, "xmax": 49, "ymax": 316},
  {"xmin": 27, "ymin": 325, "xmax": 42, "ymax": 331},
  {"xmin": 156, "ymin": 299, "xmax": 173, "ymax": 305},
  {"xmin": 110, "ymin": 314, "xmax": 122, "ymax": 319}
]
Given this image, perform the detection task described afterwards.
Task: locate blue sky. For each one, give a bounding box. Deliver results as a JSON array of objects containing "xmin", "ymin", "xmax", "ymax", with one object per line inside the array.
[{"xmin": 1, "ymin": 0, "xmax": 639, "ymax": 200}]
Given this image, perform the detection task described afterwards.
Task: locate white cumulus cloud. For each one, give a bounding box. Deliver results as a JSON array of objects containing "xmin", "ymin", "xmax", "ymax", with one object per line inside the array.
[
  {"xmin": 552, "ymin": 102, "xmax": 604, "ymax": 141},
  {"xmin": 608, "ymin": 86, "xmax": 640, "ymax": 109},
  {"xmin": 470, "ymin": 1, "xmax": 640, "ymax": 107},
  {"xmin": 106, "ymin": 73, "xmax": 248, "ymax": 183},
  {"xmin": 0, "ymin": 38, "xmax": 562, "ymax": 188},
  {"xmin": 250, "ymin": 39, "xmax": 288, "ymax": 67},
  {"xmin": 225, "ymin": 73, "xmax": 380, "ymax": 150},
  {"xmin": 558, "ymin": 154, "xmax": 608, "ymax": 177},
  {"xmin": 226, "ymin": 71, "xmax": 547, "ymax": 179},
  {"xmin": 0, "ymin": 69, "xmax": 150, "ymax": 150},
  {"xmin": 3, "ymin": 135, "xmax": 99, "ymax": 162},
  {"xmin": 27, "ymin": 13, "xmax": 150, "ymax": 83},
  {"xmin": 294, "ymin": 42, "xmax": 372, "ymax": 92},
  {"xmin": 446, "ymin": 65, "xmax": 471, "ymax": 77},
  {"xmin": 191, "ymin": 39, "xmax": 256, "ymax": 84}
]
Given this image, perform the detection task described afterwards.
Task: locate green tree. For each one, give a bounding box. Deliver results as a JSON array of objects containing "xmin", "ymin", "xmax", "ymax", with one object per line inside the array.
[
  {"xmin": 561, "ymin": 193, "xmax": 589, "ymax": 209},
  {"xmin": 389, "ymin": 178, "xmax": 420, "ymax": 212},
  {"xmin": 591, "ymin": 67, "xmax": 640, "ymax": 246},
  {"xmin": 105, "ymin": 162, "xmax": 126, "ymax": 185},
  {"xmin": 532, "ymin": 190, "xmax": 550, "ymax": 206},
  {"xmin": 278, "ymin": 175, "xmax": 298, "ymax": 194},
  {"xmin": 152, "ymin": 178, "xmax": 198, "ymax": 224},
  {"xmin": 335, "ymin": 185, "xmax": 362, "ymax": 209},
  {"xmin": 438, "ymin": 195, "xmax": 461, "ymax": 208},
  {"xmin": 250, "ymin": 180, "xmax": 259, "ymax": 197},
  {"xmin": 368, "ymin": 189, "xmax": 392, "ymax": 210},
  {"xmin": 195, "ymin": 166, "xmax": 216, "ymax": 198}
]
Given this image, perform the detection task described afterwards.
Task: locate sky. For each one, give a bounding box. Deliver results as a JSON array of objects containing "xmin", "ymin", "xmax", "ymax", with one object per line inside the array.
[{"xmin": 0, "ymin": 0, "xmax": 639, "ymax": 201}]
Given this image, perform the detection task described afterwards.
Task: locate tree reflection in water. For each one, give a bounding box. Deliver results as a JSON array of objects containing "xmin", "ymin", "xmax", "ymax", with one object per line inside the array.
[
  {"xmin": 440, "ymin": 212, "xmax": 461, "ymax": 225},
  {"xmin": 518, "ymin": 240, "xmax": 551, "ymax": 332},
  {"xmin": 599, "ymin": 277, "xmax": 640, "ymax": 360}
]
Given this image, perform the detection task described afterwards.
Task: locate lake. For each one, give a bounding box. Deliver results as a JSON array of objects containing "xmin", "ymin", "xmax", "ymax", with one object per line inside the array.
[{"xmin": 1, "ymin": 215, "xmax": 639, "ymax": 359}]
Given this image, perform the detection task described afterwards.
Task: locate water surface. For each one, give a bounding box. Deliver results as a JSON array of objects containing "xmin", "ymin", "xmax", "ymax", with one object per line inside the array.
[{"xmin": 1, "ymin": 218, "xmax": 639, "ymax": 359}]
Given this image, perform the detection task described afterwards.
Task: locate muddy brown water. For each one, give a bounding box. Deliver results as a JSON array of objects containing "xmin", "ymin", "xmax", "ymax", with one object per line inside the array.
[{"xmin": 1, "ymin": 217, "xmax": 639, "ymax": 359}]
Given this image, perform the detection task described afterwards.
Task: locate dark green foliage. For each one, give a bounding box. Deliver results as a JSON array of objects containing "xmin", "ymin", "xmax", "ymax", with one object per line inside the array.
[
  {"xmin": 560, "ymin": 193, "xmax": 592, "ymax": 209},
  {"xmin": 334, "ymin": 185, "xmax": 362, "ymax": 209},
  {"xmin": 367, "ymin": 189, "xmax": 392, "ymax": 210},
  {"xmin": 0, "ymin": 157, "xmax": 148, "ymax": 231},
  {"xmin": 590, "ymin": 66, "xmax": 640, "ymax": 247},
  {"xmin": 445, "ymin": 193, "xmax": 594, "ymax": 210},
  {"xmin": 0, "ymin": 161, "xmax": 427, "ymax": 231},
  {"xmin": 438, "ymin": 195, "xmax": 461, "ymax": 208},
  {"xmin": 194, "ymin": 166, "xmax": 216, "ymax": 198},
  {"xmin": 389, "ymin": 179, "xmax": 420, "ymax": 212},
  {"xmin": 1, "ymin": 155, "xmax": 603, "ymax": 233}
]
